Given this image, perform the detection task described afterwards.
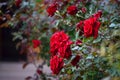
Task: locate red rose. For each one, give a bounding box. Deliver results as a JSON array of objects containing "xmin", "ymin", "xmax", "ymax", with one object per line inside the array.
[
  {"xmin": 93, "ymin": 21, "xmax": 101, "ymax": 38},
  {"xmin": 58, "ymin": 41, "xmax": 72, "ymax": 59},
  {"xmin": 37, "ymin": 69, "xmax": 43, "ymax": 75},
  {"xmin": 67, "ymin": 5, "xmax": 78, "ymax": 15},
  {"xmin": 50, "ymin": 55, "xmax": 64, "ymax": 75},
  {"xmin": 71, "ymin": 55, "xmax": 81, "ymax": 66},
  {"xmin": 15, "ymin": 0, "xmax": 22, "ymax": 7},
  {"xmin": 83, "ymin": 11, "xmax": 101, "ymax": 39},
  {"xmin": 50, "ymin": 31, "xmax": 72, "ymax": 59},
  {"xmin": 84, "ymin": 17, "xmax": 94, "ymax": 38},
  {"xmin": 47, "ymin": 3, "xmax": 57, "ymax": 16},
  {"xmin": 93, "ymin": 10, "xmax": 102, "ymax": 19},
  {"xmin": 76, "ymin": 40, "xmax": 82, "ymax": 45},
  {"xmin": 32, "ymin": 39, "xmax": 41, "ymax": 48},
  {"xmin": 76, "ymin": 21, "xmax": 83, "ymax": 31},
  {"xmin": 81, "ymin": 7, "xmax": 87, "ymax": 13}
]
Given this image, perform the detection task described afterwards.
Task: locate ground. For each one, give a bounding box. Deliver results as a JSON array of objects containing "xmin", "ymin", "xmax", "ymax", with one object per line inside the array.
[{"xmin": 0, "ymin": 62, "xmax": 51, "ymax": 80}]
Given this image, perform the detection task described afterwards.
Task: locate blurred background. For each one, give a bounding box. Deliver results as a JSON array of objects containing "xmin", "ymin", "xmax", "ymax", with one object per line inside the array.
[
  {"xmin": 0, "ymin": 21, "xmax": 34, "ymax": 80},
  {"xmin": 0, "ymin": 27, "xmax": 26, "ymax": 61},
  {"xmin": 0, "ymin": 1, "xmax": 35, "ymax": 79}
]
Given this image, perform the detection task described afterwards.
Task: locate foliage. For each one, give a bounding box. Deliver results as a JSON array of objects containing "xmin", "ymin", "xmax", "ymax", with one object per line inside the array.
[{"xmin": 0, "ymin": 0, "xmax": 120, "ymax": 80}]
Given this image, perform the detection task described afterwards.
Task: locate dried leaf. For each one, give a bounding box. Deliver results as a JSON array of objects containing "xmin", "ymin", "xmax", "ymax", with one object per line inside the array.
[
  {"xmin": 0, "ymin": 22, "xmax": 9, "ymax": 28},
  {"xmin": 100, "ymin": 43, "xmax": 106, "ymax": 56},
  {"xmin": 25, "ymin": 76, "xmax": 32, "ymax": 80},
  {"xmin": 33, "ymin": 47, "xmax": 41, "ymax": 53},
  {"xmin": 23, "ymin": 62, "xmax": 29, "ymax": 69},
  {"xmin": 5, "ymin": 14, "xmax": 11, "ymax": 20},
  {"xmin": 112, "ymin": 77, "xmax": 120, "ymax": 80}
]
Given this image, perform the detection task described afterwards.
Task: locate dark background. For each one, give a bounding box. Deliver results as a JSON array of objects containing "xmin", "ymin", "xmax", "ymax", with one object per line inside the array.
[
  {"xmin": 0, "ymin": 28, "xmax": 26, "ymax": 61},
  {"xmin": 0, "ymin": 0, "xmax": 26, "ymax": 61}
]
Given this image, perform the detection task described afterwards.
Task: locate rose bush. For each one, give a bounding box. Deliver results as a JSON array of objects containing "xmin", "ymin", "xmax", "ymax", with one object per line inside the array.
[{"xmin": 1, "ymin": 0, "xmax": 120, "ymax": 80}]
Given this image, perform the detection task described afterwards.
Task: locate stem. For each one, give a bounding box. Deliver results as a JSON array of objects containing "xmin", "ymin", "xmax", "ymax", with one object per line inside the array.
[
  {"xmin": 30, "ymin": 54, "xmax": 38, "ymax": 68},
  {"xmin": 75, "ymin": 30, "xmax": 80, "ymax": 40}
]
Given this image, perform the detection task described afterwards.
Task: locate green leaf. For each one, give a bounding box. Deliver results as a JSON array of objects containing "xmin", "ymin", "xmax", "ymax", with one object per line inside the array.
[
  {"xmin": 12, "ymin": 35, "xmax": 23, "ymax": 41},
  {"xmin": 82, "ymin": 74, "xmax": 87, "ymax": 80},
  {"xmin": 67, "ymin": 69, "xmax": 72, "ymax": 74},
  {"xmin": 93, "ymin": 37, "xmax": 101, "ymax": 43},
  {"xmin": 86, "ymin": 54, "xmax": 94, "ymax": 59},
  {"xmin": 75, "ymin": 31, "xmax": 79, "ymax": 40},
  {"xmin": 109, "ymin": 23, "xmax": 117, "ymax": 28},
  {"xmin": 36, "ymin": 0, "xmax": 42, "ymax": 2},
  {"xmin": 12, "ymin": 32, "xmax": 23, "ymax": 41},
  {"xmin": 72, "ymin": 72, "xmax": 80, "ymax": 80}
]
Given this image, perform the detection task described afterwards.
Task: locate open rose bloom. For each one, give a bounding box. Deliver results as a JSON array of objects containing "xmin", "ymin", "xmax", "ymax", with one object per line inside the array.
[
  {"xmin": 47, "ymin": 3, "xmax": 58, "ymax": 16},
  {"xmin": 67, "ymin": 5, "xmax": 78, "ymax": 15},
  {"xmin": 50, "ymin": 55, "xmax": 64, "ymax": 74},
  {"xmin": 32, "ymin": 39, "xmax": 41, "ymax": 48},
  {"xmin": 50, "ymin": 31, "xmax": 73, "ymax": 59}
]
